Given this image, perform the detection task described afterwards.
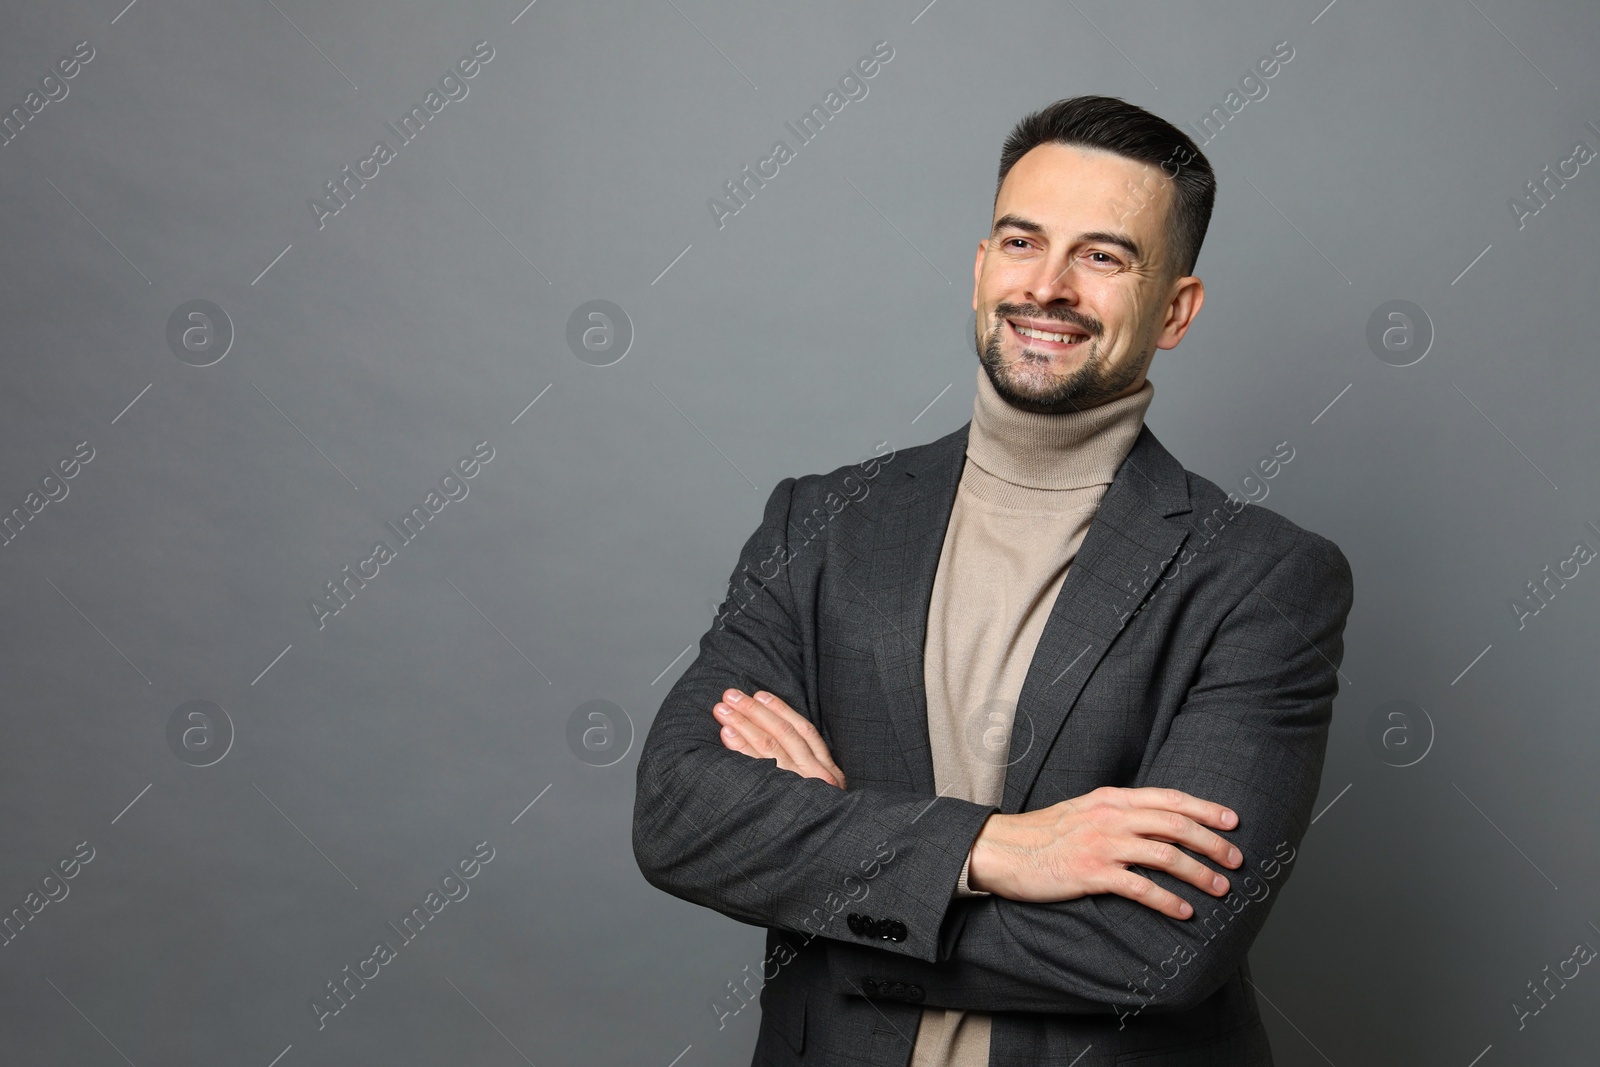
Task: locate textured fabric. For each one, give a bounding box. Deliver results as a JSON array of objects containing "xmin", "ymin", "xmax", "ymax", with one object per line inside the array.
[
  {"xmin": 954, "ymin": 851, "xmax": 983, "ymax": 897},
  {"xmin": 633, "ymin": 405, "xmax": 1354, "ymax": 1067},
  {"xmin": 913, "ymin": 368, "xmax": 1152, "ymax": 1067},
  {"xmin": 963, "ymin": 368, "xmax": 1156, "ymax": 495}
]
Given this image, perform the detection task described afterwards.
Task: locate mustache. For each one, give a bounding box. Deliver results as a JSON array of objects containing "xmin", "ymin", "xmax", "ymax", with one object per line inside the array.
[{"xmin": 991, "ymin": 302, "xmax": 1102, "ymax": 337}]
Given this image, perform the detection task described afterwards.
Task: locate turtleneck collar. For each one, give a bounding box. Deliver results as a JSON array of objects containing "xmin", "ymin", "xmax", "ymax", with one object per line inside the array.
[{"xmin": 965, "ymin": 363, "xmax": 1153, "ymax": 490}]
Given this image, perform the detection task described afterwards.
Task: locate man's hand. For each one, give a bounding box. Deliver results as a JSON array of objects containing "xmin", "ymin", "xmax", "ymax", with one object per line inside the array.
[
  {"xmin": 713, "ymin": 689, "xmax": 847, "ymax": 789},
  {"xmin": 712, "ymin": 692, "xmax": 1241, "ymax": 920},
  {"xmin": 966, "ymin": 786, "xmax": 1243, "ymax": 918}
]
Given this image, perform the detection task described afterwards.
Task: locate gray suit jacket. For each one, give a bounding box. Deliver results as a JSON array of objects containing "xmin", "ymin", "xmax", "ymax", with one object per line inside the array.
[{"xmin": 633, "ymin": 419, "xmax": 1354, "ymax": 1067}]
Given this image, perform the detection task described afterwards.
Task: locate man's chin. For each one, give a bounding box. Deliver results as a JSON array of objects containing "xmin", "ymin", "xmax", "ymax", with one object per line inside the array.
[
  {"xmin": 976, "ymin": 333, "xmax": 1107, "ymax": 411},
  {"xmin": 989, "ymin": 354, "xmax": 1061, "ymax": 388},
  {"xmin": 998, "ymin": 375, "xmax": 1066, "ymax": 405},
  {"xmin": 989, "ymin": 354, "xmax": 1130, "ymax": 413},
  {"xmin": 987, "ymin": 368, "xmax": 1086, "ymax": 413}
]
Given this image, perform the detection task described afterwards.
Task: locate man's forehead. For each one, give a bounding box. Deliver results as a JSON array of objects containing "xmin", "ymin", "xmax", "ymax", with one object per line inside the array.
[{"xmin": 992, "ymin": 143, "xmax": 1171, "ymax": 242}]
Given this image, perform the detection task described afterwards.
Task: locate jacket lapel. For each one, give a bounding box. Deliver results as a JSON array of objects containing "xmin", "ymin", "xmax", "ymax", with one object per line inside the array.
[
  {"xmin": 863, "ymin": 427, "xmax": 967, "ymax": 797},
  {"xmin": 1000, "ymin": 426, "xmax": 1192, "ymax": 813},
  {"xmin": 862, "ymin": 421, "xmax": 1193, "ymax": 807}
]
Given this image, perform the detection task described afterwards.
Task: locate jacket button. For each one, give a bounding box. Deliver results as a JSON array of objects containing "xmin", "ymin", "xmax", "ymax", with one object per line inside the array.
[
  {"xmin": 886, "ymin": 920, "xmax": 907, "ymax": 942},
  {"xmin": 861, "ymin": 976, "xmax": 880, "ymax": 996},
  {"xmin": 904, "ymin": 983, "xmax": 925, "ymax": 1003},
  {"xmin": 847, "ymin": 913, "xmax": 864, "ymax": 934}
]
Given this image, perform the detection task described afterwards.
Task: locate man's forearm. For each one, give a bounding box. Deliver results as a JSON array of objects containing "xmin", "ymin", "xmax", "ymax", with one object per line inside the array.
[
  {"xmin": 635, "ymin": 720, "xmax": 996, "ymax": 962},
  {"xmin": 828, "ymin": 830, "xmax": 1301, "ymax": 1016},
  {"xmin": 965, "ymin": 802, "xmax": 1239, "ymax": 910}
]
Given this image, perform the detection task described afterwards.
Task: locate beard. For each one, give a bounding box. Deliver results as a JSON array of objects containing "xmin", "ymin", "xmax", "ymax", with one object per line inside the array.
[{"xmin": 975, "ymin": 302, "xmax": 1145, "ymax": 414}]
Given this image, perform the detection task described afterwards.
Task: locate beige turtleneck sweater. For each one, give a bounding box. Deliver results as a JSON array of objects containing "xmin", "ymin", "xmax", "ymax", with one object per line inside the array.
[{"xmin": 911, "ymin": 365, "xmax": 1152, "ymax": 1067}]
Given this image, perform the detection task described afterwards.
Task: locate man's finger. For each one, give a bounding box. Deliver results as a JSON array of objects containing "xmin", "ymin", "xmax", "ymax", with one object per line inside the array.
[
  {"xmin": 1114, "ymin": 785, "xmax": 1238, "ymax": 833},
  {"xmin": 1120, "ymin": 835, "xmax": 1231, "ymax": 898},
  {"xmin": 1098, "ymin": 866, "xmax": 1197, "ymax": 920},
  {"xmin": 724, "ymin": 689, "xmax": 838, "ymax": 780},
  {"xmin": 749, "ymin": 690, "xmax": 847, "ymax": 785},
  {"xmin": 714, "ymin": 696, "xmax": 842, "ymax": 787},
  {"xmin": 726, "ymin": 716, "xmax": 843, "ymax": 788},
  {"xmin": 1123, "ymin": 809, "xmax": 1242, "ymax": 873},
  {"xmin": 717, "ymin": 719, "xmax": 763, "ymax": 759},
  {"xmin": 716, "ymin": 701, "xmax": 803, "ymax": 766},
  {"xmin": 716, "ymin": 697, "xmax": 812, "ymax": 771}
]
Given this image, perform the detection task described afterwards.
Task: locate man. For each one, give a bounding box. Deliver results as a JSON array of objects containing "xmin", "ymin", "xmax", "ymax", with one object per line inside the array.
[{"xmin": 633, "ymin": 95, "xmax": 1354, "ymax": 1066}]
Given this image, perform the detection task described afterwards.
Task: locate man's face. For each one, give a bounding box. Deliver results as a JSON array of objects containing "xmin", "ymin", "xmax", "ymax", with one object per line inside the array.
[{"xmin": 972, "ymin": 142, "xmax": 1204, "ymax": 413}]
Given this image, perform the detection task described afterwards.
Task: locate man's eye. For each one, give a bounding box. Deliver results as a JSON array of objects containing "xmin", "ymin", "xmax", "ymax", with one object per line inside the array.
[
  {"xmin": 1005, "ymin": 238, "xmax": 1031, "ymax": 249},
  {"xmin": 1081, "ymin": 251, "xmax": 1128, "ymax": 271}
]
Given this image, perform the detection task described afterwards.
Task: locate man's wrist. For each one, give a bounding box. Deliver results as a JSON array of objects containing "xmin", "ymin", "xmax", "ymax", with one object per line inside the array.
[
  {"xmin": 965, "ymin": 813, "xmax": 1009, "ymax": 896},
  {"xmin": 954, "ymin": 848, "xmax": 990, "ymax": 897}
]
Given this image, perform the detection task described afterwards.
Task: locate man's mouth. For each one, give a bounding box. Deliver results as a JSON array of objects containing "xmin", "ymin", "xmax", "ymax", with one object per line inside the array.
[{"xmin": 1007, "ymin": 318, "xmax": 1089, "ymax": 347}]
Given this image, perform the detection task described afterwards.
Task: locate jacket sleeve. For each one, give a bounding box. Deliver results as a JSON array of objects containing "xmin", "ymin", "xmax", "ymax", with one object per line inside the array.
[
  {"xmin": 632, "ymin": 476, "xmax": 997, "ymax": 964},
  {"xmin": 824, "ymin": 530, "xmax": 1355, "ymax": 1014}
]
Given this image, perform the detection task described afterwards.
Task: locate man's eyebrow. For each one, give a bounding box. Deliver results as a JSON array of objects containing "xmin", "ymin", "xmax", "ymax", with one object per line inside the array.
[
  {"xmin": 1077, "ymin": 230, "xmax": 1144, "ymax": 261},
  {"xmin": 990, "ymin": 213, "xmax": 1044, "ymax": 237},
  {"xmin": 990, "ymin": 214, "xmax": 1144, "ymax": 261}
]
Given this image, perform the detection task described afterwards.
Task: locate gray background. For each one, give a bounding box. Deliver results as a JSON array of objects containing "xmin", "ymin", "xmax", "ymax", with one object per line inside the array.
[{"xmin": 1, "ymin": 0, "xmax": 1595, "ymax": 1064}]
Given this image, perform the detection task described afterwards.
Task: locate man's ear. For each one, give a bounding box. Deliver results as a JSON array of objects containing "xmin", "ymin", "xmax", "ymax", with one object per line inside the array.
[
  {"xmin": 1156, "ymin": 275, "xmax": 1205, "ymax": 351},
  {"xmin": 972, "ymin": 238, "xmax": 988, "ymax": 313}
]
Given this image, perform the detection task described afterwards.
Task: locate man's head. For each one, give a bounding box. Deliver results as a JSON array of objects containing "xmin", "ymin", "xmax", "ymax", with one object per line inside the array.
[{"xmin": 973, "ymin": 96, "xmax": 1215, "ymax": 413}]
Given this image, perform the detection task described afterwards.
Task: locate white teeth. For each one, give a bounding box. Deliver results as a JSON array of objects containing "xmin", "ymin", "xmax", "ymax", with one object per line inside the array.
[{"xmin": 1014, "ymin": 323, "xmax": 1083, "ymax": 344}]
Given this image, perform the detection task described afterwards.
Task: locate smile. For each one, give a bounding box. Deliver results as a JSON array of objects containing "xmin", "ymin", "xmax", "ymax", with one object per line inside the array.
[{"xmin": 1008, "ymin": 319, "xmax": 1088, "ymax": 346}]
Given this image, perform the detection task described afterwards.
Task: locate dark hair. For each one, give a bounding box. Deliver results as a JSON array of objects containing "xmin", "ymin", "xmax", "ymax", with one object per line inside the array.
[{"xmin": 996, "ymin": 95, "xmax": 1215, "ymax": 279}]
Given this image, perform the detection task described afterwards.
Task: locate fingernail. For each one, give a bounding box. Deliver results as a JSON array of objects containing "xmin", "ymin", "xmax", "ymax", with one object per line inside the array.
[
  {"xmin": 1212, "ymin": 875, "xmax": 1227, "ymax": 893},
  {"xmin": 754, "ymin": 692, "xmax": 772, "ymax": 704},
  {"xmin": 722, "ymin": 726, "xmax": 737, "ymax": 738},
  {"xmin": 1179, "ymin": 902, "xmax": 1192, "ymax": 918},
  {"xmin": 1228, "ymin": 847, "xmax": 1241, "ymax": 866},
  {"xmin": 726, "ymin": 691, "xmax": 742, "ymax": 704},
  {"xmin": 714, "ymin": 705, "xmax": 731, "ymax": 717}
]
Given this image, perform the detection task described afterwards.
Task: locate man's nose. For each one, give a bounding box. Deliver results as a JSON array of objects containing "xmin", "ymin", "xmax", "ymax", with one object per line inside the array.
[{"xmin": 1026, "ymin": 251, "xmax": 1083, "ymax": 307}]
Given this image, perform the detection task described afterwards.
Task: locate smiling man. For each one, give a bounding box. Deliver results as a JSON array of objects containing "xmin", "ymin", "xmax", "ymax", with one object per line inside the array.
[{"xmin": 634, "ymin": 96, "xmax": 1353, "ymax": 1067}]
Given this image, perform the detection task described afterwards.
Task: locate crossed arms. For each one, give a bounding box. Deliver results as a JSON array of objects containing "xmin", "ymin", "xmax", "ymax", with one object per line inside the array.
[{"xmin": 633, "ymin": 474, "xmax": 1354, "ymax": 1014}]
